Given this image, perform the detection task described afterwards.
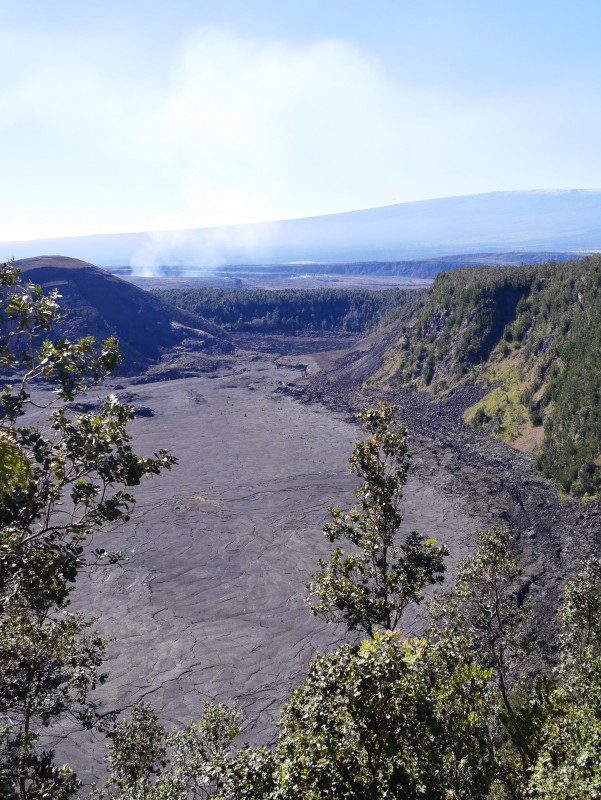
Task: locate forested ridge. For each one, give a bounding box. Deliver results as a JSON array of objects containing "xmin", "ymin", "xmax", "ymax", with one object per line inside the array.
[
  {"xmin": 371, "ymin": 256, "xmax": 601, "ymax": 496},
  {"xmin": 154, "ymin": 286, "xmax": 417, "ymax": 333}
]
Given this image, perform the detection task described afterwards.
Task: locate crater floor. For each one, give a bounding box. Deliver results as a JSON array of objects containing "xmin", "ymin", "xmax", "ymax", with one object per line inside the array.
[{"xmin": 52, "ymin": 351, "xmax": 491, "ymax": 781}]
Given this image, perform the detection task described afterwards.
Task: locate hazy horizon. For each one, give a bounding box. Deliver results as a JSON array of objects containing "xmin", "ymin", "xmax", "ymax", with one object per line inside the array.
[
  {"xmin": 3, "ymin": 1, "xmax": 601, "ymax": 243},
  {"xmin": 5, "ymin": 189, "xmax": 601, "ymax": 273},
  {"xmin": 4, "ymin": 187, "xmax": 601, "ymax": 245}
]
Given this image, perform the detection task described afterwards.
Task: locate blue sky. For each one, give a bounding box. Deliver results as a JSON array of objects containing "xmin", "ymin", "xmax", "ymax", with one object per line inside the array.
[{"xmin": 2, "ymin": 1, "xmax": 601, "ymax": 241}]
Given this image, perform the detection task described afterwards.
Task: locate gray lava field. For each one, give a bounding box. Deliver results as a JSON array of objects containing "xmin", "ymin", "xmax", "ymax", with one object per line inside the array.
[{"xmin": 51, "ymin": 347, "xmax": 492, "ymax": 782}]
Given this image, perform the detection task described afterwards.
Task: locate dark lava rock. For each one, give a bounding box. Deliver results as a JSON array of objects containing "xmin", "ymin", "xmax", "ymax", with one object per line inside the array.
[
  {"xmin": 133, "ymin": 406, "xmax": 154, "ymax": 418},
  {"xmin": 15, "ymin": 256, "xmax": 233, "ymax": 375}
]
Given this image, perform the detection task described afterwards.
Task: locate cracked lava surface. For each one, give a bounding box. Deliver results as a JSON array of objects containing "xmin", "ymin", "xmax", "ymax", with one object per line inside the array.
[{"xmin": 50, "ymin": 352, "xmax": 488, "ymax": 782}]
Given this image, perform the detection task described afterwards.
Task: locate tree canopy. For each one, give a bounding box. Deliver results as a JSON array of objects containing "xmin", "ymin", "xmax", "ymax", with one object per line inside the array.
[{"xmin": 155, "ymin": 287, "xmax": 416, "ymax": 334}]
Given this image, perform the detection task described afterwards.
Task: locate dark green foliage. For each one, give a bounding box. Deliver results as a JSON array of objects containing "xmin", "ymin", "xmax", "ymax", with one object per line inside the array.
[
  {"xmin": 510, "ymin": 258, "xmax": 601, "ymax": 494},
  {"xmin": 105, "ymin": 704, "xmax": 168, "ymax": 789},
  {"xmin": 531, "ymin": 273, "xmax": 601, "ymax": 493},
  {"xmin": 471, "ymin": 407, "xmax": 492, "ymax": 429},
  {"xmin": 154, "ymin": 287, "xmax": 416, "ymax": 334},
  {"xmin": 306, "ymin": 402, "xmax": 447, "ymax": 636},
  {"xmin": 258, "ymin": 632, "xmax": 494, "ymax": 800},
  {"xmin": 431, "ymin": 527, "xmax": 542, "ymax": 798},
  {"xmin": 92, "ymin": 701, "xmax": 241, "ymax": 799},
  {"xmin": 528, "ymin": 559, "xmax": 601, "ymax": 798},
  {"xmin": 395, "ymin": 265, "xmax": 534, "ymax": 381}
]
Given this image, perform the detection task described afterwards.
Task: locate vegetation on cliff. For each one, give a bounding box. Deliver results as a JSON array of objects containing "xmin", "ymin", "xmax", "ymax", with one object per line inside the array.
[{"xmin": 374, "ymin": 256, "xmax": 601, "ymax": 496}]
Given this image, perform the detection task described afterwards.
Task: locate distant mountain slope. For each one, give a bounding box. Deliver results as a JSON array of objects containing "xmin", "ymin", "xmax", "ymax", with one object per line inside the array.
[
  {"xmin": 14, "ymin": 256, "xmax": 232, "ymax": 375},
  {"xmin": 318, "ymin": 255, "xmax": 601, "ymax": 497},
  {"xmin": 3, "ymin": 190, "xmax": 601, "ymax": 269}
]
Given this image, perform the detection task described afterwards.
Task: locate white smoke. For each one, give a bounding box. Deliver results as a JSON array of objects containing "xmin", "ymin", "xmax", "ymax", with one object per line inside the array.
[{"xmin": 130, "ymin": 220, "xmax": 280, "ymax": 275}]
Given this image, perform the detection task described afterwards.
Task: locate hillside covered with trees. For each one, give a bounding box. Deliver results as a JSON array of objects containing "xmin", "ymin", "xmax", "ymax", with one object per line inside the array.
[
  {"xmin": 367, "ymin": 256, "xmax": 601, "ymax": 497},
  {"xmin": 154, "ymin": 287, "xmax": 417, "ymax": 334}
]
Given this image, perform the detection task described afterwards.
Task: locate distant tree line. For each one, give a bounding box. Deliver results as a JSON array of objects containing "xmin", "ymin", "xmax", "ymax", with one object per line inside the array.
[{"xmin": 154, "ymin": 287, "xmax": 417, "ymax": 333}]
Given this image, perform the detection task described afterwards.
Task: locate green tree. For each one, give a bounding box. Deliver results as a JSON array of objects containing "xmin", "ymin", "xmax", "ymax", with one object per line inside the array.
[
  {"xmin": 306, "ymin": 402, "xmax": 447, "ymax": 636},
  {"xmin": 431, "ymin": 527, "xmax": 548, "ymax": 799},
  {"xmin": 261, "ymin": 631, "xmax": 493, "ymax": 800},
  {"xmin": 528, "ymin": 558, "xmax": 601, "ymax": 799},
  {"xmin": 0, "ymin": 261, "xmax": 176, "ymax": 799},
  {"xmin": 92, "ymin": 701, "xmax": 241, "ymax": 800}
]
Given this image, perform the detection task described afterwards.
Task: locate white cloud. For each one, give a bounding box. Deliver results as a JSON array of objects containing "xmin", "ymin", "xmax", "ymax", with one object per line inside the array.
[
  {"xmin": 153, "ymin": 30, "xmax": 404, "ymax": 225},
  {"xmin": 2, "ymin": 23, "xmax": 601, "ymax": 247}
]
